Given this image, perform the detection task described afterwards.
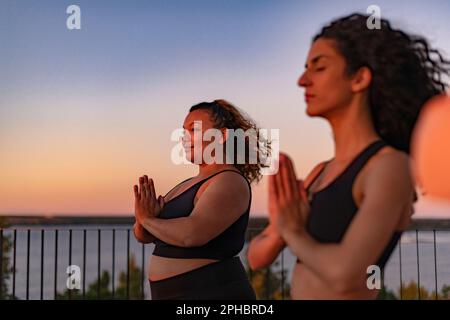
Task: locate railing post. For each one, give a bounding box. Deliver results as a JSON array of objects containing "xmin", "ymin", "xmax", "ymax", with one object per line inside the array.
[
  {"xmin": 13, "ymin": 229, "xmax": 17, "ymax": 299},
  {"xmin": 126, "ymin": 229, "xmax": 130, "ymax": 300},
  {"xmin": 54, "ymin": 229, "xmax": 58, "ymax": 300},
  {"xmin": 97, "ymin": 229, "xmax": 101, "ymax": 299},
  {"xmin": 26, "ymin": 229, "xmax": 30, "ymax": 300},
  {"xmin": 83, "ymin": 230, "xmax": 86, "ymax": 299},
  {"xmin": 69, "ymin": 229, "xmax": 72, "ymax": 300},
  {"xmin": 112, "ymin": 229, "xmax": 115, "ymax": 299},
  {"xmin": 40, "ymin": 229, "xmax": 45, "ymax": 300},
  {"xmin": 416, "ymin": 230, "xmax": 421, "ymax": 300},
  {"xmin": 433, "ymin": 230, "xmax": 438, "ymax": 300}
]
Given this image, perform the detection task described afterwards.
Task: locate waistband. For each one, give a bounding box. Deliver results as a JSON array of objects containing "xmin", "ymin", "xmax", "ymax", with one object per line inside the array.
[{"xmin": 149, "ymin": 256, "xmax": 248, "ymax": 299}]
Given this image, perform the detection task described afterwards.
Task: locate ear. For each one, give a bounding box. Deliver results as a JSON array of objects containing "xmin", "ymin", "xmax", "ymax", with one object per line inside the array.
[
  {"xmin": 351, "ymin": 66, "xmax": 372, "ymax": 93},
  {"xmin": 219, "ymin": 128, "xmax": 229, "ymax": 144}
]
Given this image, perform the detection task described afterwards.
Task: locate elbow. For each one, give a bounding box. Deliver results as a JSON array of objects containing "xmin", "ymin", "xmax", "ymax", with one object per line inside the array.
[
  {"xmin": 181, "ymin": 228, "xmax": 209, "ymax": 247},
  {"xmin": 246, "ymin": 242, "xmax": 272, "ymax": 270},
  {"xmin": 247, "ymin": 256, "xmax": 259, "ymax": 271},
  {"xmin": 180, "ymin": 219, "xmax": 210, "ymax": 247},
  {"xmin": 135, "ymin": 236, "xmax": 153, "ymax": 244},
  {"xmin": 182, "ymin": 235, "xmax": 207, "ymax": 248},
  {"xmin": 133, "ymin": 227, "xmax": 154, "ymax": 244},
  {"xmin": 134, "ymin": 235, "xmax": 150, "ymax": 244},
  {"xmin": 247, "ymin": 257, "xmax": 265, "ymax": 271},
  {"xmin": 133, "ymin": 229, "xmax": 145, "ymax": 243},
  {"xmin": 247, "ymin": 249, "xmax": 266, "ymax": 270},
  {"xmin": 181, "ymin": 236, "xmax": 196, "ymax": 247}
]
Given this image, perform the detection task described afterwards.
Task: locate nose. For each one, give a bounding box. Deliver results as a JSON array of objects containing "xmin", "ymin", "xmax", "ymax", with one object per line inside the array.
[
  {"xmin": 181, "ymin": 130, "xmax": 192, "ymax": 146},
  {"xmin": 298, "ymin": 70, "xmax": 311, "ymax": 88}
]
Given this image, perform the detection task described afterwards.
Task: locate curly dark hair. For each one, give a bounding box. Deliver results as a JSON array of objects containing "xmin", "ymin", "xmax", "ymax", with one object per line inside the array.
[
  {"xmin": 189, "ymin": 99, "xmax": 271, "ymax": 184},
  {"xmin": 313, "ymin": 13, "xmax": 450, "ymax": 153}
]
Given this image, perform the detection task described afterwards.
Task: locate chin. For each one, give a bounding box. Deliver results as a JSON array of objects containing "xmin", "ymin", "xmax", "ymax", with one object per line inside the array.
[
  {"xmin": 305, "ymin": 105, "xmax": 321, "ymax": 117},
  {"xmin": 305, "ymin": 103, "xmax": 331, "ymax": 118},
  {"xmin": 185, "ymin": 152, "xmax": 203, "ymax": 164}
]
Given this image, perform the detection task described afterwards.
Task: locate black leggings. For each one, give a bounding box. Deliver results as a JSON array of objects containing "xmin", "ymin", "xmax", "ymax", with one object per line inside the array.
[{"xmin": 149, "ymin": 257, "xmax": 256, "ymax": 300}]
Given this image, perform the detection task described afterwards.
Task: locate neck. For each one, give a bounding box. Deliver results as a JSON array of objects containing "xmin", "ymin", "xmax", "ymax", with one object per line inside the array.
[{"xmin": 326, "ymin": 99, "xmax": 380, "ymax": 162}]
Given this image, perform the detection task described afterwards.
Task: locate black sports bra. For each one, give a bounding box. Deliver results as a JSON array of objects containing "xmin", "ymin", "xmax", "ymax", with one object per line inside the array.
[
  {"xmin": 304, "ymin": 140, "xmax": 402, "ymax": 269},
  {"xmin": 152, "ymin": 170, "xmax": 251, "ymax": 260}
]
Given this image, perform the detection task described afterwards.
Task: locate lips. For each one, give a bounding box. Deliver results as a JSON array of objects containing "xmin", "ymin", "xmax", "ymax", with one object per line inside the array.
[{"xmin": 304, "ymin": 93, "xmax": 315, "ymax": 102}]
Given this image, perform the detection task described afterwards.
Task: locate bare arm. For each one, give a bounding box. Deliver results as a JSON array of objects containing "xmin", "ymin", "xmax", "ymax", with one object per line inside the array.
[
  {"xmin": 247, "ymin": 161, "xmax": 327, "ymax": 270},
  {"xmin": 140, "ymin": 172, "xmax": 250, "ymax": 247},
  {"xmin": 133, "ymin": 221, "xmax": 156, "ymax": 244},
  {"xmin": 247, "ymin": 223, "xmax": 285, "ymax": 270}
]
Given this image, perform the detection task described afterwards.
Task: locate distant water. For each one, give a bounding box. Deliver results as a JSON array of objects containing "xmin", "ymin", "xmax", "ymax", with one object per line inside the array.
[{"xmin": 1, "ymin": 225, "xmax": 450, "ymax": 299}]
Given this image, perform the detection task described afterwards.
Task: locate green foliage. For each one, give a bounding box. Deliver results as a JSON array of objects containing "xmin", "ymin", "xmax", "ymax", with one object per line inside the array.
[
  {"xmin": 378, "ymin": 281, "xmax": 450, "ymax": 300},
  {"xmin": 377, "ymin": 286, "xmax": 398, "ymax": 300},
  {"xmin": 57, "ymin": 254, "xmax": 144, "ymax": 300},
  {"xmin": 0, "ymin": 218, "xmax": 14, "ymax": 300},
  {"xmin": 246, "ymin": 260, "xmax": 291, "ymax": 300}
]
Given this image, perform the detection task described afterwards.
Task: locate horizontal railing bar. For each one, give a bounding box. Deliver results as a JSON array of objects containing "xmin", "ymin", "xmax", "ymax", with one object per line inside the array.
[{"xmin": 2, "ymin": 216, "xmax": 450, "ymax": 230}]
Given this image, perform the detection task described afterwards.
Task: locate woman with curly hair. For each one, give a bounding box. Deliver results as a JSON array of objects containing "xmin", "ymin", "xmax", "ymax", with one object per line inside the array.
[
  {"xmin": 133, "ymin": 99, "xmax": 270, "ymax": 300},
  {"xmin": 248, "ymin": 13, "xmax": 450, "ymax": 299}
]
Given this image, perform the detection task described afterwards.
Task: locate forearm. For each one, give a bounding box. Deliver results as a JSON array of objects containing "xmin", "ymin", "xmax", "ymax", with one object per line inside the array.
[
  {"xmin": 133, "ymin": 222, "xmax": 156, "ymax": 243},
  {"xmin": 140, "ymin": 216, "xmax": 196, "ymax": 247},
  {"xmin": 248, "ymin": 226, "xmax": 285, "ymax": 270},
  {"xmin": 283, "ymin": 229, "xmax": 360, "ymax": 291}
]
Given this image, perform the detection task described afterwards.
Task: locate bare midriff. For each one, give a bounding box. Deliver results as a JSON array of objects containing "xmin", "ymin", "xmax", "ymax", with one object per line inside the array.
[
  {"xmin": 148, "ymin": 255, "xmax": 219, "ymax": 281},
  {"xmin": 291, "ymin": 262, "xmax": 379, "ymax": 299}
]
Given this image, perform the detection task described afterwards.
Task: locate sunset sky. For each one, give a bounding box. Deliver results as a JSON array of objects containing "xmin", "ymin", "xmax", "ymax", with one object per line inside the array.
[{"xmin": 1, "ymin": 0, "xmax": 450, "ymax": 217}]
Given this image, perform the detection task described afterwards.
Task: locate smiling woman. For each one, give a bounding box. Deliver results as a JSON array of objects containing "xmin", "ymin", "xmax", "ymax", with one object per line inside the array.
[{"xmin": 132, "ymin": 99, "xmax": 270, "ymax": 300}]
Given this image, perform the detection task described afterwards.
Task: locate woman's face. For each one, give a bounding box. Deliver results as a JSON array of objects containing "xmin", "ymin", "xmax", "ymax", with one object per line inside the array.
[
  {"xmin": 298, "ymin": 38, "xmax": 355, "ymax": 118},
  {"xmin": 181, "ymin": 109, "xmax": 224, "ymax": 164}
]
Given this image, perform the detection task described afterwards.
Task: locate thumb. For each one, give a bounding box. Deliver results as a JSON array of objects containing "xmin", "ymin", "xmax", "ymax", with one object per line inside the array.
[
  {"xmin": 158, "ymin": 195, "xmax": 165, "ymax": 208},
  {"xmin": 297, "ymin": 179, "xmax": 308, "ymax": 201},
  {"xmin": 133, "ymin": 185, "xmax": 140, "ymax": 201}
]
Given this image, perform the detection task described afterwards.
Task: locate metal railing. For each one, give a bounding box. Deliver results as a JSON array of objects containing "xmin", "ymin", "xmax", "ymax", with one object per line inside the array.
[
  {"xmin": 0, "ymin": 228, "xmax": 146, "ymax": 300},
  {"xmin": 0, "ymin": 217, "xmax": 449, "ymax": 300}
]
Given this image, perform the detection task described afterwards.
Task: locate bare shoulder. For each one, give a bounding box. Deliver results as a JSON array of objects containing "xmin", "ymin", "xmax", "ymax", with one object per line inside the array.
[
  {"xmin": 369, "ymin": 147, "xmax": 411, "ymax": 175},
  {"xmin": 212, "ymin": 170, "xmax": 249, "ymax": 190},
  {"xmin": 197, "ymin": 170, "xmax": 250, "ymax": 200},
  {"xmin": 362, "ymin": 146, "xmax": 413, "ymax": 190}
]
